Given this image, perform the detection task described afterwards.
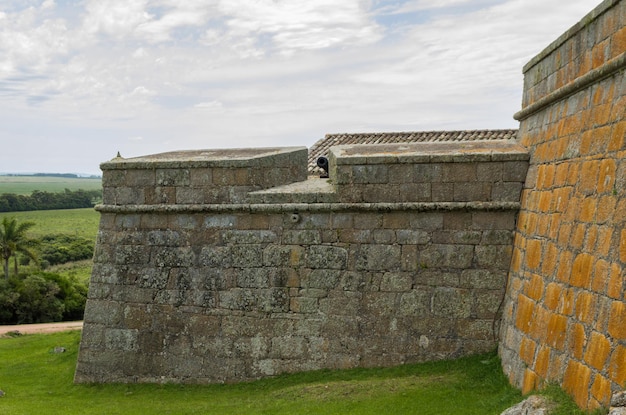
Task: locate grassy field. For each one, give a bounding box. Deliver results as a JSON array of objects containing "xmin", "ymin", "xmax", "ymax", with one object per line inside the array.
[
  {"xmin": 0, "ymin": 208, "xmax": 100, "ymax": 239},
  {"xmin": 0, "ymin": 208, "xmax": 99, "ymax": 282},
  {"xmin": 0, "ymin": 331, "xmax": 599, "ymax": 415},
  {"xmin": 0, "ymin": 176, "xmax": 101, "ymax": 195}
]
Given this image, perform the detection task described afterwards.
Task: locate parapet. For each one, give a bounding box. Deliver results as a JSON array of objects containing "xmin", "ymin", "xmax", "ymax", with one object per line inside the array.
[
  {"xmin": 329, "ymin": 140, "xmax": 529, "ymax": 203},
  {"xmin": 100, "ymin": 147, "xmax": 308, "ymax": 206}
]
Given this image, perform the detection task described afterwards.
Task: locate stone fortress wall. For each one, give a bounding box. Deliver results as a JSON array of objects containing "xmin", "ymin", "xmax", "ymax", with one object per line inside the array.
[
  {"xmin": 74, "ymin": 142, "xmax": 528, "ymax": 383},
  {"xmin": 499, "ymin": 0, "xmax": 626, "ymax": 410},
  {"xmin": 75, "ymin": 0, "xmax": 625, "ymax": 410}
]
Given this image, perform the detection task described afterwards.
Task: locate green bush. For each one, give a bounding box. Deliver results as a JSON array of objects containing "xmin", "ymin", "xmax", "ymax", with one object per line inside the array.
[
  {"xmin": 38, "ymin": 234, "xmax": 94, "ymax": 266},
  {"xmin": 0, "ymin": 272, "xmax": 87, "ymax": 324}
]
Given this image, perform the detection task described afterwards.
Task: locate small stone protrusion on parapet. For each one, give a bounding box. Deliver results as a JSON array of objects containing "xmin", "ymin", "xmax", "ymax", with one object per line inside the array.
[
  {"xmin": 115, "ymin": 151, "xmax": 123, "ymax": 159},
  {"xmin": 500, "ymin": 395, "xmax": 551, "ymax": 415}
]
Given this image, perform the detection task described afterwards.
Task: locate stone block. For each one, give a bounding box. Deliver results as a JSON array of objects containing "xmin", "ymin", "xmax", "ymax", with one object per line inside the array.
[
  {"xmin": 410, "ymin": 213, "xmax": 444, "ymax": 231},
  {"xmin": 398, "ymin": 290, "xmax": 430, "ymax": 316},
  {"xmin": 176, "ymin": 187, "xmax": 204, "ymax": 204},
  {"xmin": 372, "ymin": 229, "xmax": 396, "ymax": 244},
  {"xmin": 204, "ymin": 215, "xmax": 237, "ymax": 229},
  {"xmin": 319, "ymin": 297, "xmax": 360, "ymax": 315},
  {"xmin": 419, "ymin": 244, "xmax": 474, "ymax": 269},
  {"xmin": 271, "ymin": 336, "xmax": 306, "ymax": 359},
  {"xmin": 441, "ymin": 163, "xmax": 477, "ymax": 182},
  {"xmin": 415, "ymin": 163, "xmax": 443, "ymax": 182},
  {"xmin": 472, "ymin": 211, "xmax": 516, "ymax": 230},
  {"xmin": 290, "ymin": 297, "xmax": 319, "ymax": 313},
  {"xmin": 306, "ymin": 245, "xmax": 348, "ymax": 269},
  {"xmin": 104, "ymin": 328, "xmax": 139, "ymax": 351},
  {"xmin": 432, "ymin": 182, "xmax": 454, "ymax": 201},
  {"xmin": 453, "ymin": 181, "xmax": 491, "ymax": 202},
  {"xmin": 283, "ymin": 230, "xmax": 322, "ymax": 245},
  {"xmin": 146, "ymin": 230, "xmax": 183, "ymax": 246},
  {"xmin": 380, "ymin": 272, "xmax": 413, "ymax": 292},
  {"xmin": 431, "ymin": 230, "xmax": 481, "ymax": 244},
  {"xmin": 431, "ymin": 287, "xmax": 471, "ymax": 318},
  {"xmin": 388, "ymin": 164, "xmax": 416, "ymax": 183},
  {"xmin": 584, "ymin": 332, "xmax": 612, "ymax": 371},
  {"xmin": 236, "ymin": 268, "xmax": 272, "ymax": 288},
  {"xmin": 362, "ymin": 184, "xmax": 400, "ymax": 202},
  {"xmin": 156, "ymin": 169, "xmax": 190, "ymax": 186},
  {"xmin": 356, "ymin": 244, "xmax": 402, "ymax": 271},
  {"xmin": 400, "ymin": 183, "xmax": 432, "ymax": 202},
  {"xmin": 116, "ymin": 187, "xmax": 145, "ymax": 205},
  {"xmin": 231, "ymin": 245, "xmax": 264, "ymax": 268},
  {"xmin": 460, "ymin": 269, "xmax": 506, "ymax": 289},
  {"xmin": 492, "ymin": 182, "xmax": 524, "ymax": 202},
  {"xmin": 477, "ymin": 162, "xmax": 503, "ymax": 181},
  {"xmin": 223, "ymin": 230, "xmax": 277, "ymax": 244},
  {"xmin": 307, "ymin": 270, "xmax": 341, "ymax": 289},
  {"xmin": 475, "ymin": 245, "xmax": 513, "ymax": 269},
  {"xmin": 114, "ymin": 245, "xmax": 151, "ymax": 265},
  {"xmin": 263, "ymin": 245, "xmax": 303, "ymax": 267},
  {"xmin": 152, "ymin": 246, "xmax": 195, "ymax": 268},
  {"xmin": 352, "ymin": 165, "xmax": 389, "ymax": 184}
]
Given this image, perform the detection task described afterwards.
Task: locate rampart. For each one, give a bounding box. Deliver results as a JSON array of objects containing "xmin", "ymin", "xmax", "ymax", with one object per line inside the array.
[
  {"xmin": 499, "ymin": 0, "xmax": 626, "ymax": 409},
  {"xmin": 75, "ymin": 0, "xmax": 625, "ymax": 409},
  {"xmin": 75, "ymin": 142, "xmax": 528, "ymax": 383}
]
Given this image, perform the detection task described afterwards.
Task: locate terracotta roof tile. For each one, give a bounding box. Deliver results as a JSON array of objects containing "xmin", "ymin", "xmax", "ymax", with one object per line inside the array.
[{"xmin": 308, "ymin": 129, "xmax": 519, "ymax": 174}]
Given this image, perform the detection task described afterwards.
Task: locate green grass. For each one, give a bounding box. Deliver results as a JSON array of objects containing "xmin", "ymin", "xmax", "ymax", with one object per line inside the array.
[
  {"xmin": 0, "ymin": 332, "xmax": 603, "ymax": 415},
  {"xmin": 0, "ymin": 331, "xmax": 528, "ymax": 415},
  {"xmin": 48, "ymin": 260, "xmax": 94, "ymax": 284},
  {"xmin": 0, "ymin": 176, "xmax": 102, "ymax": 195},
  {"xmin": 0, "ymin": 208, "xmax": 100, "ymax": 239}
]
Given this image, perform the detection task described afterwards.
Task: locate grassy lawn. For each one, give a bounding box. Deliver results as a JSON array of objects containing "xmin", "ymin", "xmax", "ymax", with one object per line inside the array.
[
  {"xmin": 0, "ymin": 208, "xmax": 100, "ymax": 239},
  {"xmin": 0, "ymin": 331, "xmax": 599, "ymax": 415},
  {"xmin": 0, "ymin": 176, "xmax": 102, "ymax": 195}
]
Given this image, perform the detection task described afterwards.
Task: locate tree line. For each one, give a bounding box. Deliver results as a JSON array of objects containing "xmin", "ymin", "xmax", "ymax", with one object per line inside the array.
[{"xmin": 0, "ymin": 189, "xmax": 102, "ymax": 212}]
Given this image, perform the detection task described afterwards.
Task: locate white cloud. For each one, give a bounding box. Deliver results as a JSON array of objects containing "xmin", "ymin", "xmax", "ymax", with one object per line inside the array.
[
  {"xmin": 82, "ymin": 0, "xmax": 152, "ymax": 38},
  {"xmin": 194, "ymin": 100, "xmax": 224, "ymax": 111},
  {"xmin": 218, "ymin": 0, "xmax": 382, "ymax": 54},
  {"xmin": 0, "ymin": 0, "xmax": 605, "ymax": 174}
]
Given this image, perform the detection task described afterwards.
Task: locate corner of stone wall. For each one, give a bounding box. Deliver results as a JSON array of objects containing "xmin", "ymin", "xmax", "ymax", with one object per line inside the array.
[{"xmin": 500, "ymin": 0, "xmax": 626, "ymax": 410}]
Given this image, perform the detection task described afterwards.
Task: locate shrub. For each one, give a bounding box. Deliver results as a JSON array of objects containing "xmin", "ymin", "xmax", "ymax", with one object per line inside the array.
[
  {"xmin": 38, "ymin": 234, "xmax": 94, "ymax": 266},
  {"xmin": 0, "ymin": 272, "xmax": 88, "ymax": 324}
]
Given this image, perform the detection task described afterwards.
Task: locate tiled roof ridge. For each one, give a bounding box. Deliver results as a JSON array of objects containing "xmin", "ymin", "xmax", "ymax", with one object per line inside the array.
[{"xmin": 308, "ymin": 129, "xmax": 519, "ymax": 173}]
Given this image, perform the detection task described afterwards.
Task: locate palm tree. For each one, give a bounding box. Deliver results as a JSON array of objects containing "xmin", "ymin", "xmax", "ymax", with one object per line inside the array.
[{"xmin": 0, "ymin": 217, "xmax": 38, "ymax": 279}]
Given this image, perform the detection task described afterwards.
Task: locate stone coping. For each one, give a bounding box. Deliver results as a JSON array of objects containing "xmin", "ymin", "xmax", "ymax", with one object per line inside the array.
[
  {"xmin": 95, "ymin": 201, "xmax": 521, "ymax": 214},
  {"xmin": 100, "ymin": 146, "xmax": 307, "ymax": 170},
  {"xmin": 515, "ymin": 52, "xmax": 626, "ymax": 121},
  {"xmin": 329, "ymin": 140, "xmax": 529, "ymax": 165}
]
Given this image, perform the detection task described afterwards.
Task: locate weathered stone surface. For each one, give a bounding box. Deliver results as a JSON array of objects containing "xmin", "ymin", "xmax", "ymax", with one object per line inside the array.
[
  {"xmin": 78, "ymin": 142, "xmax": 526, "ymax": 385},
  {"xmin": 612, "ymin": 392, "xmax": 626, "ymax": 408},
  {"xmin": 500, "ymin": 395, "xmax": 551, "ymax": 415}
]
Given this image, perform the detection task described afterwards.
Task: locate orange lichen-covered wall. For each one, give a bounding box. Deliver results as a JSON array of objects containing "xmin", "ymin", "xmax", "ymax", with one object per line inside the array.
[{"xmin": 499, "ymin": 0, "xmax": 626, "ymax": 410}]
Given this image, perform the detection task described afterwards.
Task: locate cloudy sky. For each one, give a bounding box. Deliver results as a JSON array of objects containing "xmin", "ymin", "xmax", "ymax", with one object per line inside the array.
[{"xmin": 0, "ymin": 0, "xmax": 601, "ymax": 175}]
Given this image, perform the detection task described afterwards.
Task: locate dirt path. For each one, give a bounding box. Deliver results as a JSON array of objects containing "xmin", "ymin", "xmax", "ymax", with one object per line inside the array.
[{"xmin": 0, "ymin": 321, "xmax": 83, "ymax": 336}]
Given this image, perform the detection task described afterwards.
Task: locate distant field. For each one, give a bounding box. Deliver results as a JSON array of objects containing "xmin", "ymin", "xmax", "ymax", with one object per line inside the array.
[
  {"xmin": 0, "ymin": 176, "xmax": 102, "ymax": 195},
  {"xmin": 0, "ymin": 208, "xmax": 100, "ymax": 239}
]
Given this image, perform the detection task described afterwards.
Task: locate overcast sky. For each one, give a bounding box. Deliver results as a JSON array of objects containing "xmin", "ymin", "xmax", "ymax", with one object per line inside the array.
[{"xmin": 0, "ymin": 0, "xmax": 601, "ymax": 175}]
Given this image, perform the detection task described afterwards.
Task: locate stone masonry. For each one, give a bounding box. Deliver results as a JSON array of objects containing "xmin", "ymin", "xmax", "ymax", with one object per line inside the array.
[
  {"xmin": 499, "ymin": 0, "xmax": 626, "ymax": 410},
  {"xmin": 75, "ymin": 141, "xmax": 528, "ymax": 384},
  {"xmin": 75, "ymin": 1, "xmax": 625, "ymax": 410}
]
